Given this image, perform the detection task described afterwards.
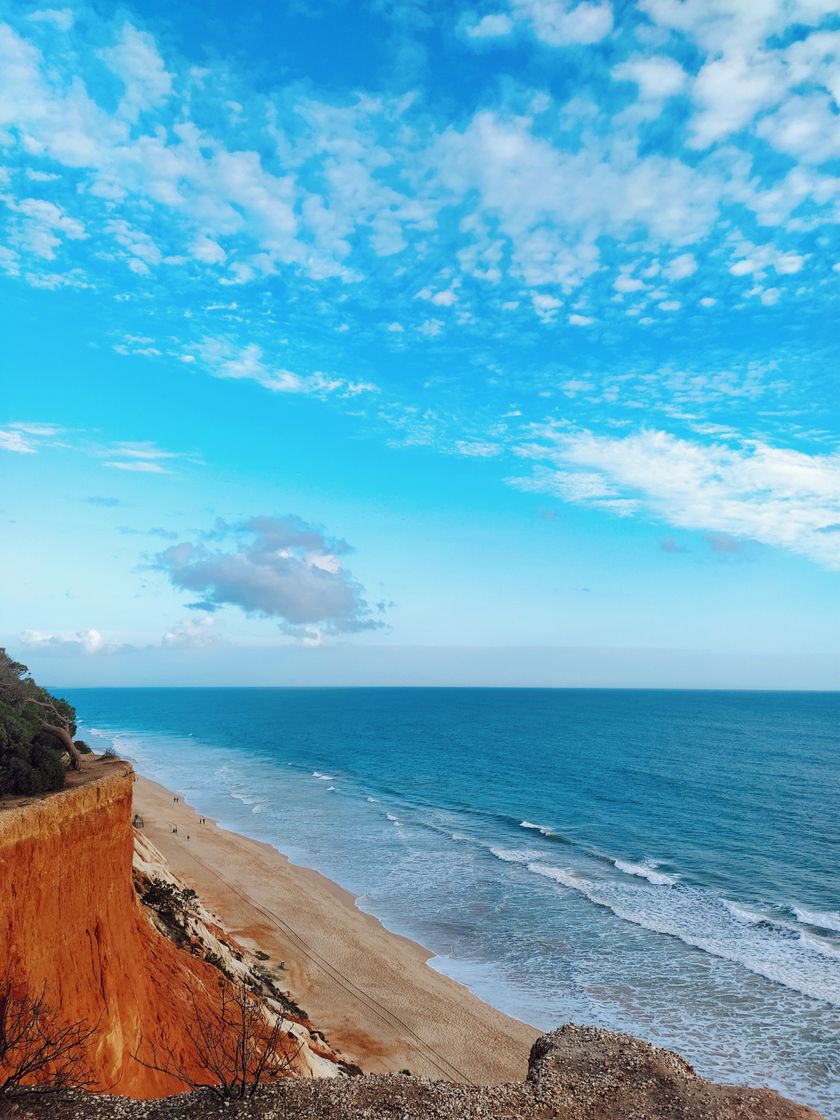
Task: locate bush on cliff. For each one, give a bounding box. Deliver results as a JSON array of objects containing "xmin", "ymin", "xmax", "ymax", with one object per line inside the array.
[{"xmin": 0, "ymin": 650, "xmax": 80, "ymax": 797}]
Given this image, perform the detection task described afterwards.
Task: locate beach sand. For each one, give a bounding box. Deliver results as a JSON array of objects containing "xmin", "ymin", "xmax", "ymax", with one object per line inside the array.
[{"xmin": 132, "ymin": 773, "xmax": 539, "ymax": 1084}]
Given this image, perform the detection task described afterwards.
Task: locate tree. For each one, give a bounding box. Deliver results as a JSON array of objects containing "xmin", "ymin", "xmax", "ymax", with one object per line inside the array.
[
  {"xmin": 134, "ymin": 976, "xmax": 303, "ymax": 1100},
  {"xmin": 0, "ymin": 650, "xmax": 84, "ymax": 774},
  {"xmin": 0, "ymin": 975, "xmax": 98, "ymax": 1097}
]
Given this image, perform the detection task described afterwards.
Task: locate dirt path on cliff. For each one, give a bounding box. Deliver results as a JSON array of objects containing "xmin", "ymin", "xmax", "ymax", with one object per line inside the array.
[{"xmin": 132, "ymin": 773, "xmax": 539, "ymax": 1085}]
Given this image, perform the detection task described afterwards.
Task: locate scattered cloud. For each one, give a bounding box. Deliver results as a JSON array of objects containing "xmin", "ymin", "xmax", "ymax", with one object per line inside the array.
[
  {"xmin": 26, "ymin": 8, "xmax": 74, "ymax": 32},
  {"xmin": 512, "ymin": 0, "xmax": 614, "ymax": 47},
  {"xmin": 101, "ymin": 441, "xmax": 192, "ymax": 475},
  {"xmin": 0, "ymin": 421, "xmax": 61, "ymax": 454},
  {"xmin": 156, "ymin": 516, "xmax": 383, "ymax": 636},
  {"xmin": 512, "ymin": 426, "xmax": 840, "ymax": 569},
  {"xmin": 20, "ymin": 627, "xmax": 121, "ymax": 654},
  {"xmin": 193, "ymin": 338, "xmax": 375, "ymax": 396},
  {"xmin": 464, "ymin": 12, "xmax": 514, "ymax": 38},
  {"xmin": 98, "ymin": 24, "xmax": 173, "ymax": 123},
  {"xmin": 161, "ymin": 614, "xmax": 219, "ymax": 648},
  {"xmin": 612, "ymin": 55, "xmax": 688, "ymax": 100},
  {"xmin": 0, "ymin": 1, "xmax": 838, "ymax": 587}
]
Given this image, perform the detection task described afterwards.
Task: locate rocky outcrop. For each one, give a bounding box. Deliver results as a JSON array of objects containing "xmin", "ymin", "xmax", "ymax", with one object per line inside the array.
[
  {"xmin": 11, "ymin": 1025, "xmax": 822, "ymax": 1119},
  {"xmin": 0, "ymin": 761, "xmax": 342, "ymax": 1098}
]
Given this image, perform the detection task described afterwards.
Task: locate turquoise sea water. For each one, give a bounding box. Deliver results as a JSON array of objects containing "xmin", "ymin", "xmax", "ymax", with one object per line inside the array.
[{"xmin": 63, "ymin": 687, "xmax": 840, "ymax": 1114}]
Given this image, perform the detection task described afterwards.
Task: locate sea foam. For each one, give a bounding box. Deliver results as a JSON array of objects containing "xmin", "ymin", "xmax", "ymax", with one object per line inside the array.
[
  {"xmin": 794, "ymin": 907, "xmax": 840, "ymax": 933},
  {"xmin": 523, "ymin": 861, "xmax": 840, "ymax": 1008},
  {"xmin": 613, "ymin": 859, "xmax": 676, "ymax": 887},
  {"xmin": 520, "ymin": 820, "xmax": 555, "ymax": 837}
]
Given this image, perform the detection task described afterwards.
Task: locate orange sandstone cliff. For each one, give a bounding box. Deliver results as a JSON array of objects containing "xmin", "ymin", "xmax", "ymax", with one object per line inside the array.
[{"xmin": 0, "ymin": 759, "xmax": 334, "ymax": 1098}]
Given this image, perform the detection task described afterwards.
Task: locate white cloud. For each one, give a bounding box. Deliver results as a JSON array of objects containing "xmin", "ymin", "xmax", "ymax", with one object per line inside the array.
[
  {"xmin": 191, "ymin": 235, "xmax": 226, "ymax": 264},
  {"xmin": 464, "ymin": 13, "xmax": 514, "ymax": 38},
  {"xmin": 6, "ymin": 198, "xmax": 86, "ymax": 260},
  {"xmin": 101, "ymin": 440, "xmax": 189, "ymax": 475},
  {"xmin": 437, "ymin": 111, "xmax": 726, "ymax": 292},
  {"xmin": 612, "ymin": 54, "xmax": 688, "ymax": 99},
  {"xmin": 636, "ymin": 5, "xmax": 839, "ymax": 162},
  {"xmin": 195, "ymin": 338, "xmax": 375, "ymax": 395},
  {"xmin": 157, "ymin": 516, "xmax": 381, "ymax": 635},
  {"xmin": 455, "ymin": 439, "xmax": 502, "ymax": 456},
  {"xmin": 26, "ymin": 9, "xmax": 74, "ymax": 32},
  {"xmin": 664, "ymin": 253, "xmax": 697, "ymax": 280},
  {"xmin": 21, "ymin": 627, "xmax": 115, "ymax": 654},
  {"xmin": 0, "ymin": 428, "xmax": 37, "ymax": 453},
  {"xmin": 728, "ymin": 243, "xmax": 807, "ymax": 281},
  {"xmin": 531, "ymin": 291, "xmax": 562, "ymax": 322},
  {"xmin": 639, "ymin": 0, "xmax": 837, "ymax": 54},
  {"xmin": 0, "ymin": 421, "xmax": 61, "ymax": 453},
  {"xmin": 757, "ymin": 93, "xmax": 840, "ymax": 165},
  {"xmin": 513, "ymin": 0, "xmax": 613, "ymax": 46},
  {"xmin": 161, "ymin": 615, "xmax": 219, "ymax": 648},
  {"xmin": 568, "ymin": 312, "xmax": 594, "ymax": 325},
  {"xmin": 105, "ymin": 459, "xmax": 168, "ymax": 473},
  {"xmin": 416, "ymin": 283, "xmax": 459, "ymax": 306},
  {"xmin": 689, "ymin": 50, "xmax": 784, "ymax": 148},
  {"xmin": 0, "ymin": 25, "xmax": 417, "ymax": 284},
  {"xmin": 614, "ymin": 272, "xmax": 646, "ymax": 293},
  {"xmin": 99, "ymin": 24, "xmax": 173, "ymax": 122},
  {"xmin": 512, "ymin": 426, "xmax": 840, "ymax": 568}
]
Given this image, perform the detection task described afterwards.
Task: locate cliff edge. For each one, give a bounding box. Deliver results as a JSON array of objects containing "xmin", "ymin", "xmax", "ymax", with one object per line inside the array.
[{"xmin": 0, "ymin": 760, "xmax": 340, "ymax": 1098}]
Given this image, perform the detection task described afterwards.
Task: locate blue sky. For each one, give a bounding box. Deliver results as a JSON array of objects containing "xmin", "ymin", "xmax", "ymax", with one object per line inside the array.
[{"xmin": 1, "ymin": 0, "xmax": 839, "ymax": 687}]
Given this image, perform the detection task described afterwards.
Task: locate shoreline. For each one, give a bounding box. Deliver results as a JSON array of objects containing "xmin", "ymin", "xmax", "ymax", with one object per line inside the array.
[{"xmin": 132, "ymin": 770, "xmax": 540, "ymax": 1083}]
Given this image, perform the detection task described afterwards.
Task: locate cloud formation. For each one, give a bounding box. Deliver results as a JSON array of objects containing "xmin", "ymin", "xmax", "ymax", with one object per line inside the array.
[
  {"xmin": 0, "ymin": 422, "xmax": 62, "ymax": 454},
  {"xmin": 0, "ymin": 1, "xmax": 837, "ymax": 585},
  {"xmin": 512, "ymin": 427, "xmax": 840, "ymax": 569},
  {"xmin": 101, "ymin": 441, "xmax": 194, "ymax": 474},
  {"xmin": 157, "ymin": 516, "xmax": 382, "ymax": 637},
  {"xmin": 20, "ymin": 627, "xmax": 119, "ymax": 654}
]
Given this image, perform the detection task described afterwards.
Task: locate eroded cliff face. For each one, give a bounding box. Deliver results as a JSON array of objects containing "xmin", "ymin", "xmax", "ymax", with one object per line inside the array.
[{"xmin": 0, "ymin": 761, "xmax": 339, "ymax": 1099}]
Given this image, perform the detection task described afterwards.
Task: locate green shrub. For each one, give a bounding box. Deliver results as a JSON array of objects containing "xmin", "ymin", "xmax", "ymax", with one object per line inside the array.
[
  {"xmin": 142, "ymin": 877, "xmax": 199, "ymax": 920},
  {"xmin": 0, "ymin": 670, "xmax": 72, "ymax": 797}
]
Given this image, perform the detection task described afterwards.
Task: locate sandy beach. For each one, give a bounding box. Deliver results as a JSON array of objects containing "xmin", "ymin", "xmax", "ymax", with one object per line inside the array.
[{"xmin": 132, "ymin": 772, "xmax": 539, "ymax": 1084}]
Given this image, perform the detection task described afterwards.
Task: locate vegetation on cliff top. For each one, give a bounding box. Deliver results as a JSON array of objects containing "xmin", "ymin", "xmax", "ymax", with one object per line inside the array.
[{"xmin": 0, "ymin": 649, "xmax": 85, "ymax": 797}]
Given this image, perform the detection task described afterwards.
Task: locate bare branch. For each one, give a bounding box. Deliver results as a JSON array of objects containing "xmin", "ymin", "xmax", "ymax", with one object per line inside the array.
[
  {"xmin": 0, "ymin": 975, "xmax": 99, "ymax": 1097},
  {"xmin": 132, "ymin": 975, "xmax": 301, "ymax": 1100}
]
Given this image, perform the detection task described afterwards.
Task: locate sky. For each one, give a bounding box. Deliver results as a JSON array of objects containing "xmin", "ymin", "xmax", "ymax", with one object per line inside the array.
[{"xmin": 1, "ymin": 0, "xmax": 839, "ymax": 688}]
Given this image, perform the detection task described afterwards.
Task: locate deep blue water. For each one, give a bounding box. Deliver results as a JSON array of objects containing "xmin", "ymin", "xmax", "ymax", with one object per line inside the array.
[{"xmin": 62, "ymin": 688, "xmax": 840, "ymax": 1114}]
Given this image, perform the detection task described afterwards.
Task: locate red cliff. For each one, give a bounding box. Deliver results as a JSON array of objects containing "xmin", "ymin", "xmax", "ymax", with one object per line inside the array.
[{"xmin": 0, "ymin": 760, "xmax": 254, "ymax": 1097}]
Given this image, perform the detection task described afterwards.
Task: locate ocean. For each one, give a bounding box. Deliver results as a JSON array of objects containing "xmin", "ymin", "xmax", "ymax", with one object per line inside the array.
[{"xmin": 62, "ymin": 687, "xmax": 840, "ymax": 1115}]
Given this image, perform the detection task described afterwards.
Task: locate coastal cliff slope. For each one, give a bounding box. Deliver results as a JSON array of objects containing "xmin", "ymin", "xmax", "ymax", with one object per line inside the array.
[
  {"xmin": 0, "ymin": 760, "xmax": 824, "ymax": 1119},
  {"xmin": 13, "ymin": 1026, "xmax": 823, "ymax": 1120},
  {"xmin": 0, "ymin": 760, "xmax": 340, "ymax": 1098}
]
